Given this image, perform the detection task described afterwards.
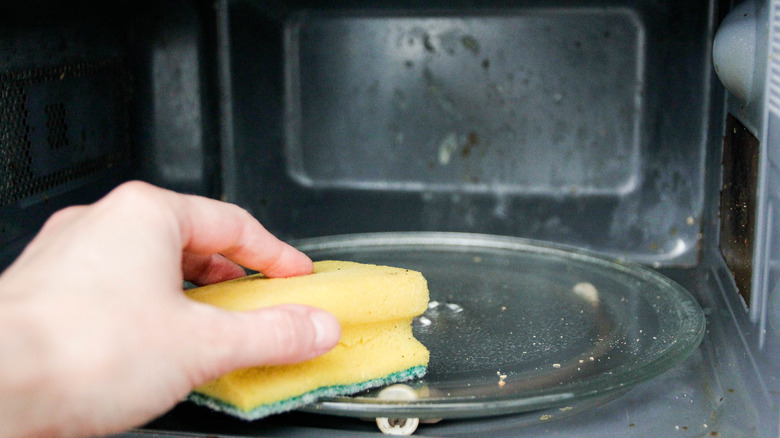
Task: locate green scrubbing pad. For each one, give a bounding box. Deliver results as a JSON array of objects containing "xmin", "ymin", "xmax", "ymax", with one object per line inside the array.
[{"xmin": 188, "ymin": 365, "xmax": 427, "ymax": 420}]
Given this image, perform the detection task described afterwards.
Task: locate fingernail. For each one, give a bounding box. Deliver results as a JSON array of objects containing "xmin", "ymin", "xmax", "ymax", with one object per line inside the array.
[{"xmin": 310, "ymin": 311, "xmax": 341, "ymax": 351}]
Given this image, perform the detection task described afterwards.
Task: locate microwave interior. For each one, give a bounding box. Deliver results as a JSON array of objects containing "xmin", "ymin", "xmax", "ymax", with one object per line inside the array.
[{"xmin": 1, "ymin": 0, "xmax": 779, "ymax": 436}]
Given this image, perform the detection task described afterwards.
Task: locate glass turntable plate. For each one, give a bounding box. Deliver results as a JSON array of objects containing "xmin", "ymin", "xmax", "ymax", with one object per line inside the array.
[{"xmin": 294, "ymin": 232, "xmax": 705, "ymax": 419}]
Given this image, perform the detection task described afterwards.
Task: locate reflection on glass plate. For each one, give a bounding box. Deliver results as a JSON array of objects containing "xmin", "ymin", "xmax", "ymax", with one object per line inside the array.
[{"xmin": 294, "ymin": 233, "xmax": 705, "ymax": 420}]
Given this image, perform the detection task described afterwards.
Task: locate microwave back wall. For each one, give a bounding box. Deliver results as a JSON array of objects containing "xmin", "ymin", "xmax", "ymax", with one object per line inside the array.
[{"xmin": 2, "ymin": 0, "xmax": 779, "ymax": 436}]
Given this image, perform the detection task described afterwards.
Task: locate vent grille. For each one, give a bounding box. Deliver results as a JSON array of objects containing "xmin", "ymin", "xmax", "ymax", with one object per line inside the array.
[
  {"xmin": 0, "ymin": 58, "xmax": 132, "ymax": 206},
  {"xmin": 45, "ymin": 102, "xmax": 70, "ymax": 150}
]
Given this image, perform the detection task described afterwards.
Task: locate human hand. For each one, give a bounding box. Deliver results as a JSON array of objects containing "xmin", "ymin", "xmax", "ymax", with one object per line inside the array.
[{"xmin": 0, "ymin": 181, "xmax": 341, "ymax": 438}]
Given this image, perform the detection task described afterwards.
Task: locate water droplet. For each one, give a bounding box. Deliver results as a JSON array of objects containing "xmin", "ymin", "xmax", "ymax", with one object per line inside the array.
[
  {"xmin": 416, "ymin": 316, "xmax": 432, "ymax": 326},
  {"xmin": 445, "ymin": 303, "xmax": 463, "ymax": 313}
]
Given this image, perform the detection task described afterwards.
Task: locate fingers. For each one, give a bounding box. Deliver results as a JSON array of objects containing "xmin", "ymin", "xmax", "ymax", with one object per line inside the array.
[
  {"xmin": 103, "ymin": 181, "xmax": 313, "ymax": 278},
  {"xmin": 172, "ymin": 199, "xmax": 312, "ymax": 278},
  {"xmin": 181, "ymin": 253, "xmax": 247, "ymax": 286},
  {"xmin": 189, "ymin": 304, "xmax": 341, "ymax": 383}
]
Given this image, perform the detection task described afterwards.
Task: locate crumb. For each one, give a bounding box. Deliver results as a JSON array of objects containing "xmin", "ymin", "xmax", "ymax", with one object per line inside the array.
[
  {"xmin": 572, "ymin": 282, "xmax": 599, "ymax": 304},
  {"xmin": 553, "ymin": 363, "xmax": 561, "ymax": 368},
  {"xmin": 497, "ymin": 371, "xmax": 507, "ymax": 386},
  {"xmin": 540, "ymin": 414, "xmax": 553, "ymax": 421}
]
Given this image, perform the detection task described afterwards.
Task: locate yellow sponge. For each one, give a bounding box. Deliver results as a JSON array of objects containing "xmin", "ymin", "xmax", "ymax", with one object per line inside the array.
[{"xmin": 184, "ymin": 260, "xmax": 430, "ymax": 419}]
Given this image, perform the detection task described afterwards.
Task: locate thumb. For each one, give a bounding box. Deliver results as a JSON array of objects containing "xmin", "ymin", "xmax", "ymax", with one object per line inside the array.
[{"xmin": 189, "ymin": 304, "xmax": 341, "ymax": 384}]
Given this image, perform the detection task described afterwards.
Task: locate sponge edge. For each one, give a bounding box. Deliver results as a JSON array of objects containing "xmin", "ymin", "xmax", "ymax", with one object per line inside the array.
[
  {"xmin": 186, "ymin": 260, "xmax": 429, "ymax": 324},
  {"xmin": 184, "ymin": 260, "xmax": 430, "ymax": 420},
  {"xmin": 187, "ymin": 365, "xmax": 427, "ymax": 421}
]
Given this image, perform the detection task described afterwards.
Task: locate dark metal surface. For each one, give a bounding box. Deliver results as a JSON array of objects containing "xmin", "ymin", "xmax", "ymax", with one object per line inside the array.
[{"xmin": 719, "ymin": 114, "xmax": 760, "ymax": 307}]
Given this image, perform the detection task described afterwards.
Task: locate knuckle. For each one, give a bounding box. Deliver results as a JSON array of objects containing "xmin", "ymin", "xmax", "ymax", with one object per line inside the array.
[
  {"xmin": 104, "ymin": 181, "xmax": 175, "ymax": 228},
  {"xmin": 38, "ymin": 205, "xmax": 86, "ymax": 238},
  {"xmin": 106, "ymin": 181, "xmax": 159, "ymax": 208},
  {"xmin": 113, "ymin": 180, "xmax": 155, "ymax": 195},
  {"xmin": 44, "ymin": 205, "xmax": 80, "ymax": 228}
]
